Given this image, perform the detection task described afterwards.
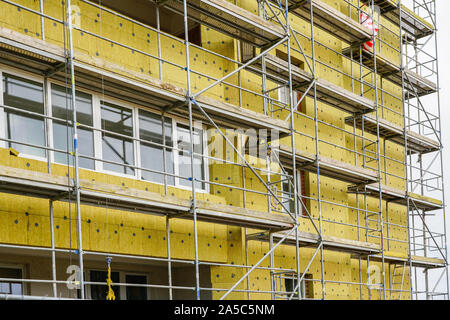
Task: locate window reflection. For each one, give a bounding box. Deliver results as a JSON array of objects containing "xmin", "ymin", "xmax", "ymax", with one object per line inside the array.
[
  {"xmin": 51, "ymin": 84, "xmax": 94, "ymax": 169},
  {"xmin": 139, "ymin": 110, "xmax": 174, "ymax": 185},
  {"xmin": 101, "ymin": 101, "xmax": 135, "ymax": 175},
  {"xmin": 0, "ymin": 267, "xmax": 23, "ymax": 295},
  {"xmin": 177, "ymin": 124, "xmax": 205, "ymax": 190},
  {"xmin": 3, "ymin": 74, "xmax": 45, "ymax": 158}
]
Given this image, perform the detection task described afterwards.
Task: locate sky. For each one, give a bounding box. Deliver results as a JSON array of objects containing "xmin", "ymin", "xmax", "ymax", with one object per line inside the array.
[
  {"xmin": 435, "ymin": 0, "xmax": 449, "ymax": 297},
  {"xmin": 412, "ymin": 0, "xmax": 450, "ymax": 297}
]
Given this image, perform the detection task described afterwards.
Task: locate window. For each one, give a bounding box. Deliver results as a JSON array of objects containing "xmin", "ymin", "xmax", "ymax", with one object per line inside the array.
[
  {"xmin": 176, "ymin": 123, "xmax": 206, "ymax": 190},
  {"xmin": 281, "ymin": 170, "xmax": 308, "ymax": 216},
  {"xmin": 284, "ymin": 273, "xmax": 312, "ymax": 299},
  {"xmin": 101, "ymin": 101, "xmax": 135, "ymax": 175},
  {"xmin": 125, "ymin": 275, "xmax": 148, "ymax": 300},
  {"xmin": 281, "ymin": 169, "xmax": 295, "ymax": 214},
  {"xmin": 139, "ymin": 110, "xmax": 174, "ymax": 185},
  {"xmin": 0, "ymin": 267, "xmax": 23, "ymax": 295},
  {"xmin": 278, "ymin": 87, "xmax": 306, "ymax": 112},
  {"xmin": 3, "ymin": 73, "xmax": 45, "ymax": 158},
  {"xmin": 51, "ymin": 84, "xmax": 94, "ymax": 169},
  {"xmin": 89, "ymin": 270, "xmax": 120, "ymax": 300}
]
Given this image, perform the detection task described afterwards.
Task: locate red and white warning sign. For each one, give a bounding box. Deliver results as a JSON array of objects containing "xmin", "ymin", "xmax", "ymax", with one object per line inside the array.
[{"xmin": 360, "ymin": 6, "xmax": 379, "ymax": 51}]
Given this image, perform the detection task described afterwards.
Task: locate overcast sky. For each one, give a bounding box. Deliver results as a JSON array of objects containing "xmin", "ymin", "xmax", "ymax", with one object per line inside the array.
[
  {"xmin": 436, "ymin": 2, "xmax": 449, "ymax": 252},
  {"xmin": 418, "ymin": 1, "xmax": 449, "ymax": 296}
]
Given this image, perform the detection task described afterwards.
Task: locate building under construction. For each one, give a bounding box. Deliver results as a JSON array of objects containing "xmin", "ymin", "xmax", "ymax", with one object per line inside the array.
[{"xmin": 0, "ymin": 0, "xmax": 447, "ymax": 300}]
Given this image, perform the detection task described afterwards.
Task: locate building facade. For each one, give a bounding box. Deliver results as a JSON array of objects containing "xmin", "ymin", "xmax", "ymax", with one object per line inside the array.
[{"xmin": 0, "ymin": 0, "xmax": 447, "ymax": 300}]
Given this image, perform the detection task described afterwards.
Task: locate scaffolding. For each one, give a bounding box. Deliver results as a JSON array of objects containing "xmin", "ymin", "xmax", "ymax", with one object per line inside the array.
[{"xmin": 0, "ymin": 0, "xmax": 447, "ymax": 300}]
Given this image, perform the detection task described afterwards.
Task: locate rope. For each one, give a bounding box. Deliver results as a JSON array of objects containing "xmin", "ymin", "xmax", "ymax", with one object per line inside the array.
[{"xmin": 105, "ymin": 257, "xmax": 115, "ymax": 300}]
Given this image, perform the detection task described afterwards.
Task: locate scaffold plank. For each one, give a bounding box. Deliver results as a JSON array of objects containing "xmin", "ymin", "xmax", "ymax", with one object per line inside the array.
[
  {"xmin": 347, "ymin": 182, "xmax": 443, "ymax": 212},
  {"xmin": 342, "ymin": 46, "xmax": 437, "ymax": 97},
  {"xmin": 362, "ymin": 1, "xmax": 434, "ymax": 40},
  {"xmin": 348, "ymin": 182, "xmax": 406, "ymax": 202},
  {"xmin": 345, "ymin": 114, "xmax": 440, "ymax": 154},
  {"xmin": 0, "ymin": 165, "xmax": 294, "ymax": 231},
  {"xmin": 278, "ymin": 144, "xmax": 378, "ymax": 184},
  {"xmin": 157, "ymin": 0, "xmax": 285, "ymax": 47},
  {"xmin": 368, "ymin": 252, "xmax": 446, "ymax": 269},
  {"xmin": 263, "ymin": 54, "xmax": 375, "ymax": 114},
  {"xmin": 286, "ymin": 0, "xmax": 372, "ymax": 44},
  {"xmin": 247, "ymin": 230, "xmax": 381, "ymax": 255}
]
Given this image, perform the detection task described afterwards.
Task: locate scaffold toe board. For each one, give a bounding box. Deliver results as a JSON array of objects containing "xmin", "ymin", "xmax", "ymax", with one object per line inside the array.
[
  {"xmin": 345, "ymin": 114, "xmax": 441, "ymax": 154},
  {"xmin": 342, "ymin": 46, "xmax": 437, "ymax": 96},
  {"xmin": 386, "ymin": 4, "xmax": 435, "ymax": 40},
  {"xmin": 156, "ymin": 0, "xmax": 286, "ymax": 47},
  {"xmin": 403, "ymin": 130, "xmax": 441, "ymax": 155},
  {"xmin": 247, "ymin": 230, "xmax": 381, "ymax": 255},
  {"xmin": 406, "ymin": 193, "xmax": 444, "ymax": 212},
  {"xmin": 368, "ymin": 253, "xmax": 446, "ymax": 269},
  {"xmin": 263, "ymin": 54, "xmax": 375, "ymax": 114},
  {"xmin": 278, "ymin": 144, "xmax": 378, "ymax": 184},
  {"xmin": 348, "ymin": 183, "xmax": 406, "ymax": 202},
  {"xmin": 347, "ymin": 183, "xmax": 443, "ymax": 212},
  {"xmin": 285, "ymin": 0, "xmax": 372, "ymax": 44},
  {"xmin": 386, "ymin": 68, "xmax": 437, "ymax": 97},
  {"xmin": 362, "ymin": 1, "xmax": 434, "ymax": 40}
]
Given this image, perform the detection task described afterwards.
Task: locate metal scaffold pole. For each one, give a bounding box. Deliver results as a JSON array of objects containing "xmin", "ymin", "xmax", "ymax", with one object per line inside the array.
[
  {"xmin": 66, "ymin": 0, "xmax": 85, "ymax": 300},
  {"xmin": 309, "ymin": 1, "xmax": 326, "ymax": 300},
  {"xmin": 284, "ymin": 0, "xmax": 302, "ymax": 300},
  {"xmin": 183, "ymin": 0, "xmax": 201, "ymax": 300},
  {"xmin": 429, "ymin": 0, "xmax": 449, "ymax": 300},
  {"xmin": 369, "ymin": 0, "xmax": 386, "ymax": 300}
]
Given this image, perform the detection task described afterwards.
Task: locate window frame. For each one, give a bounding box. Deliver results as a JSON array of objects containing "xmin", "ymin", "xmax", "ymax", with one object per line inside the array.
[
  {"xmin": 0, "ymin": 263, "xmax": 26, "ymax": 296},
  {"xmin": 48, "ymin": 80, "xmax": 96, "ymax": 171},
  {"xmin": 98, "ymin": 97, "xmax": 137, "ymax": 178},
  {"xmin": 284, "ymin": 273, "xmax": 308, "ymax": 299},
  {"xmin": 86, "ymin": 268, "xmax": 149, "ymax": 301},
  {"xmin": 0, "ymin": 66, "xmax": 48, "ymax": 162},
  {"xmin": 173, "ymin": 119, "xmax": 209, "ymax": 193},
  {"xmin": 137, "ymin": 109, "xmax": 176, "ymax": 186},
  {"xmin": 0, "ymin": 65, "xmax": 209, "ymax": 193}
]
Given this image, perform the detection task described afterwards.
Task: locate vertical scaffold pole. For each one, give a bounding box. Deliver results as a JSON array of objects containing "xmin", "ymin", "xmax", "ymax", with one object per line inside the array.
[
  {"xmin": 370, "ymin": 0, "xmax": 386, "ymax": 300},
  {"xmin": 183, "ymin": 0, "xmax": 201, "ymax": 300},
  {"xmin": 431, "ymin": 0, "xmax": 449, "ymax": 300},
  {"xmin": 284, "ymin": 0, "xmax": 301, "ymax": 300},
  {"xmin": 66, "ymin": 0, "xmax": 85, "ymax": 299},
  {"xmin": 309, "ymin": 1, "xmax": 326, "ymax": 300}
]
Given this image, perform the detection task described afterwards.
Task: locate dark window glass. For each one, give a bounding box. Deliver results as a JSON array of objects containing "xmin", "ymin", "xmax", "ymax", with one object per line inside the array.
[
  {"xmin": 101, "ymin": 101, "xmax": 134, "ymax": 175},
  {"xmin": 125, "ymin": 275, "xmax": 147, "ymax": 300},
  {"xmin": 177, "ymin": 124, "xmax": 205, "ymax": 190},
  {"xmin": 285, "ymin": 277, "xmax": 300, "ymax": 298},
  {"xmin": 0, "ymin": 267, "xmax": 23, "ymax": 295},
  {"xmin": 90, "ymin": 270, "xmax": 120, "ymax": 300},
  {"xmin": 3, "ymin": 74, "xmax": 45, "ymax": 158},
  {"xmin": 281, "ymin": 169, "xmax": 295, "ymax": 214},
  {"xmin": 51, "ymin": 84, "xmax": 94, "ymax": 169},
  {"xmin": 139, "ymin": 110, "xmax": 174, "ymax": 185}
]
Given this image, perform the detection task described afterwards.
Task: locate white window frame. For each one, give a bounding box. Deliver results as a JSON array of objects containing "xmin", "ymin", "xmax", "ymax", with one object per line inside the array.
[
  {"xmin": 1, "ymin": 65, "xmax": 209, "ymax": 193},
  {"xmin": 0, "ymin": 69, "xmax": 5, "ymax": 149},
  {"xmin": 47, "ymin": 79, "xmax": 97, "ymax": 173},
  {"xmin": 98, "ymin": 96, "xmax": 137, "ymax": 179},
  {"xmin": 173, "ymin": 118, "xmax": 209, "ymax": 193},
  {"xmin": 0, "ymin": 65, "xmax": 48, "ymax": 163},
  {"xmin": 136, "ymin": 109, "xmax": 177, "ymax": 187}
]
